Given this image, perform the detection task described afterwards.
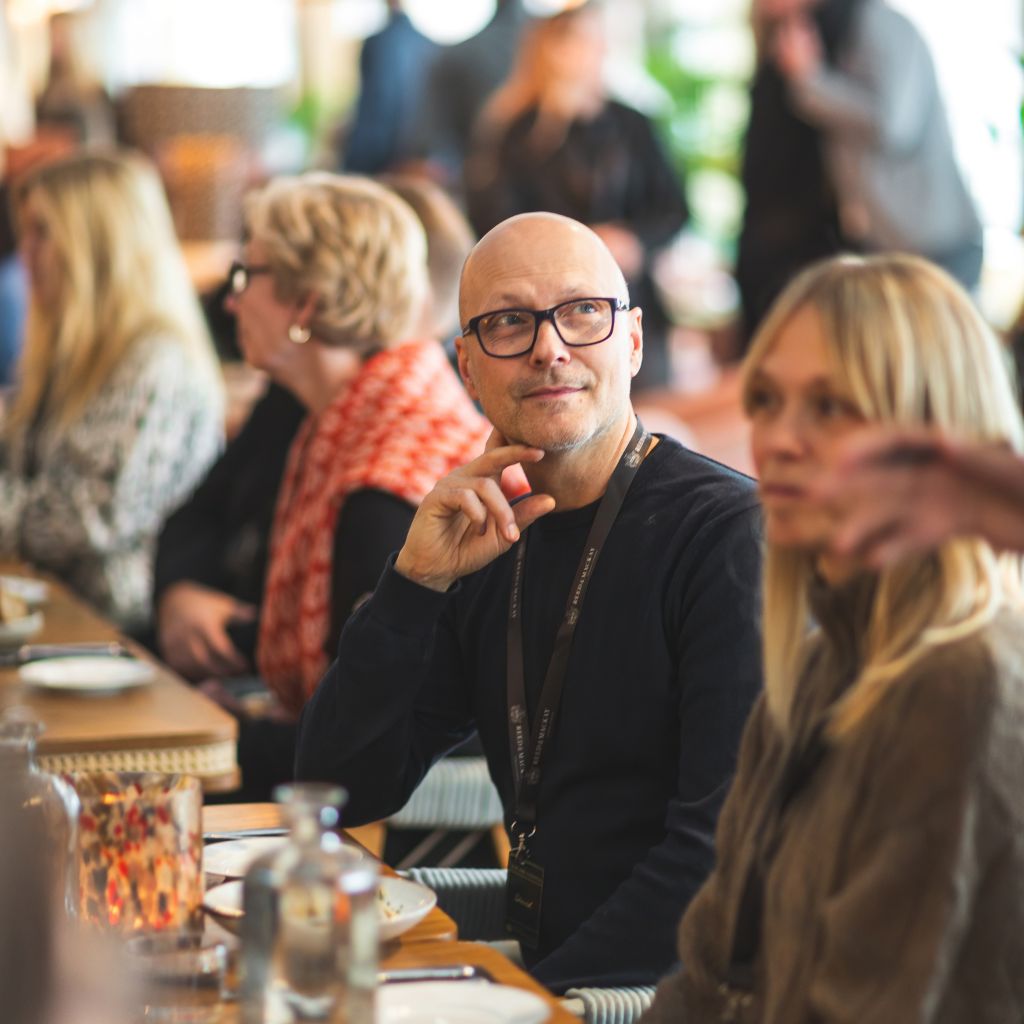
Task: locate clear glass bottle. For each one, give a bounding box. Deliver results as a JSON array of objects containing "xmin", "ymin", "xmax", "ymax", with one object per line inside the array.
[
  {"xmin": 240, "ymin": 783, "xmax": 378, "ymax": 1024},
  {"xmin": 0, "ymin": 709, "xmax": 80, "ymax": 918}
]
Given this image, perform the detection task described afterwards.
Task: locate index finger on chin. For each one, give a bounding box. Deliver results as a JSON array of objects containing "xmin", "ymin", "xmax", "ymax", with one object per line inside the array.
[
  {"xmin": 484, "ymin": 427, "xmax": 509, "ymax": 452},
  {"xmin": 470, "ymin": 442, "xmax": 545, "ymax": 478}
]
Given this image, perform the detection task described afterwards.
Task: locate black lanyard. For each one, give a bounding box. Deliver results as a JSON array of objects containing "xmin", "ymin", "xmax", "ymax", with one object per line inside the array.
[{"xmin": 505, "ymin": 419, "xmax": 653, "ymax": 856}]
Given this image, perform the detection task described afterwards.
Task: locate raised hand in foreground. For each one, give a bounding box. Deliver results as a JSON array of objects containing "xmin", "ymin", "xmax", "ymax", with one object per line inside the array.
[{"xmin": 809, "ymin": 427, "xmax": 1024, "ymax": 567}]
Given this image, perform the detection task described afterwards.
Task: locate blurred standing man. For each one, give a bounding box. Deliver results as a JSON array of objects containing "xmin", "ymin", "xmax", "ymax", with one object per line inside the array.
[
  {"xmin": 297, "ymin": 212, "xmax": 762, "ymax": 992},
  {"xmin": 340, "ymin": 0, "xmax": 437, "ymax": 174},
  {"xmin": 761, "ymin": 0, "xmax": 983, "ymax": 290},
  {"xmin": 404, "ymin": 0, "xmax": 529, "ymax": 188}
]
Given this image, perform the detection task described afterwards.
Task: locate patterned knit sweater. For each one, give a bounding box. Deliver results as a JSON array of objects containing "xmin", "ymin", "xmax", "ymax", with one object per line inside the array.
[{"xmin": 0, "ymin": 335, "xmax": 223, "ymax": 629}]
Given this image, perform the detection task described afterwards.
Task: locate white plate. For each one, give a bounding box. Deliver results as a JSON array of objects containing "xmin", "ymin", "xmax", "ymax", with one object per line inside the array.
[
  {"xmin": 0, "ymin": 611, "xmax": 44, "ymax": 648},
  {"xmin": 19, "ymin": 655, "xmax": 155, "ymax": 694},
  {"xmin": 378, "ymin": 981, "xmax": 550, "ymax": 1024},
  {"xmin": 377, "ymin": 876, "xmax": 437, "ymax": 942},
  {"xmin": 0, "ymin": 576, "xmax": 49, "ymax": 609},
  {"xmin": 202, "ymin": 875, "xmax": 436, "ymax": 942},
  {"xmin": 204, "ymin": 836, "xmax": 370, "ymax": 879}
]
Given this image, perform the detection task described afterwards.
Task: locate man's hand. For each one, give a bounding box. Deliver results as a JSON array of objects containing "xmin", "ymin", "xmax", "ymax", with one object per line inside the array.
[
  {"xmin": 394, "ymin": 435, "xmax": 556, "ymax": 592},
  {"xmin": 807, "ymin": 427, "xmax": 1024, "ymax": 566},
  {"xmin": 156, "ymin": 582, "xmax": 257, "ymax": 681}
]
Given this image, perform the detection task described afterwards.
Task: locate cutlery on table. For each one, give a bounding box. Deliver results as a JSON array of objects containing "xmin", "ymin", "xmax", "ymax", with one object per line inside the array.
[
  {"xmin": 378, "ymin": 966, "xmax": 494, "ymax": 984},
  {"xmin": 0, "ymin": 641, "xmax": 132, "ymax": 668},
  {"xmin": 202, "ymin": 828, "xmax": 291, "ymax": 842}
]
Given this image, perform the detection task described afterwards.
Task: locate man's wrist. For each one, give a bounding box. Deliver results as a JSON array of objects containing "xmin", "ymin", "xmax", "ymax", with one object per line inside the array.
[{"xmin": 394, "ymin": 549, "xmax": 454, "ymax": 593}]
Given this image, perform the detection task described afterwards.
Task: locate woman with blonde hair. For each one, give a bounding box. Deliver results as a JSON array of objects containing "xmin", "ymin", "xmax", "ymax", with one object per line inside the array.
[
  {"xmin": 1, "ymin": 150, "xmax": 222, "ymax": 628},
  {"xmin": 206, "ymin": 172, "xmax": 489, "ymax": 796},
  {"xmin": 642, "ymin": 253, "xmax": 1024, "ymax": 1022}
]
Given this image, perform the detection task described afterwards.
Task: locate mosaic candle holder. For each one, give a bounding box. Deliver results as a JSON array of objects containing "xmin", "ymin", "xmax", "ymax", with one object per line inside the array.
[{"xmin": 73, "ymin": 772, "xmax": 202, "ymax": 933}]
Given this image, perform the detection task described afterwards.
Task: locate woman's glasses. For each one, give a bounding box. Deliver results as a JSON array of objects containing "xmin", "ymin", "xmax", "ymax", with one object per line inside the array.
[{"xmin": 228, "ymin": 260, "xmax": 272, "ymax": 296}]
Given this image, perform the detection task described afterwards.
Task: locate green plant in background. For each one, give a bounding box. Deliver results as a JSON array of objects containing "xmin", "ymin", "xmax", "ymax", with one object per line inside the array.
[{"xmin": 644, "ymin": 15, "xmax": 752, "ymax": 261}]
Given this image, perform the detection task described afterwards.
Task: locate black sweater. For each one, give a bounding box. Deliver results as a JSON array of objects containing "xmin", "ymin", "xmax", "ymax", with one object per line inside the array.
[
  {"xmin": 152, "ymin": 383, "xmax": 414, "ymax": 664},
  {"xmin": 296, "ymin": 437, "xmax": 763, "ymax": 992}
]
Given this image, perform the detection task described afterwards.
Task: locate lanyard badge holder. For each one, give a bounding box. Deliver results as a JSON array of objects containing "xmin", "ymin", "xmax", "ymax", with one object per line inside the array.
[{"xmin": 504, "ymin": 421, "xmax": 653, "ymax": 948}]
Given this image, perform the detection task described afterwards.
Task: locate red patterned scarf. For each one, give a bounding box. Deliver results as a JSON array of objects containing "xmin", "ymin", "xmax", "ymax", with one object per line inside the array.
[{"xmin": 257, "ymin": 339, "xmax": 490, "ymax": 715}]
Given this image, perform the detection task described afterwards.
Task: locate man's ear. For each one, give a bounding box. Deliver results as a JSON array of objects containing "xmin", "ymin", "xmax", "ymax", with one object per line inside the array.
[
  {"xmin": 628, "ymin": 307, "xmax": 644, "ymax": 378},
  {"xmin": 455, "ymin": 335, "xmax": 479, "ymax": 400}
]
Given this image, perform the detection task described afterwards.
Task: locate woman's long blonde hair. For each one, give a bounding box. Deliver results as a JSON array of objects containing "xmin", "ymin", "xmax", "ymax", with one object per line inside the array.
[
  {"xmin": 8, "ymin": 150, "xmax": 218, "ymax": 435},
  {"xmin": 742, "ymin": 253, "xmax": 1024, "ymax": 738}
]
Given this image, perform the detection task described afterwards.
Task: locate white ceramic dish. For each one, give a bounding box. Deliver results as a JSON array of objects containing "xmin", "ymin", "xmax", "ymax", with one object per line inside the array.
[
  {"xmin": 377, "ymin": 981, "xmax": 550, "ymax": 1024},
  {"xmin": 0, "ymin": 611, "xmax": 44, "ymax": 648},
  {"xmin": 0, "ymin": 575, "xmax": 49, "ymax": 609},
  {"xmin": 19, "ymin": 655, "xmax": 155, "ymax": 694},
  {"xmin": 202, "ymin": 875, "xmax": 436, "ymax": 942},
  {"xmin": 203, "ymin": 836, "xmax": 367, "ymax": 879}
]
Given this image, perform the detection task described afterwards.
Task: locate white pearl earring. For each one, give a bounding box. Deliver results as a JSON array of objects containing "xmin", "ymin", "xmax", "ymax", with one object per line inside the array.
[{"xmin": 288, "ymin": 324, "xmax": 311, "ymax": 345}]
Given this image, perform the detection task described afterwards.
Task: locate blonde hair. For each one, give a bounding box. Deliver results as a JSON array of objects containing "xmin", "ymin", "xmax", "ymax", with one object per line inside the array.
[
  {"xmin": 377, "ymin": 173, "xmax": 475, "ymax": 339},
  {"xmin": 742, "ymin": 253, "xmax": 1024, "ymax": 738},
  {"xmin": 10, "ymin": 150, "xmax": 219, "ymax": 435},
  {"xmin": 244, "ymin": 173, "xmax": 428, "ymax": 355}
]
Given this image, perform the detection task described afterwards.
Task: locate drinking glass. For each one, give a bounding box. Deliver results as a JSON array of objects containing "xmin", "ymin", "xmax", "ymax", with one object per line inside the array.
[
  {"xmin": 73, "ymin": 771, "xmax": 203, "ymax": 933},
  {"xmin": 125, "ymin": 930, "xmax": 228, "ymax": 1024}
]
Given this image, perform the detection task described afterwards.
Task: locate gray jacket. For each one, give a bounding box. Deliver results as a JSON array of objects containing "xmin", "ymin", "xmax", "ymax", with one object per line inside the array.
[{"xmin": 790, "ymin": 1, "xmax": 982, "ymax": 267}]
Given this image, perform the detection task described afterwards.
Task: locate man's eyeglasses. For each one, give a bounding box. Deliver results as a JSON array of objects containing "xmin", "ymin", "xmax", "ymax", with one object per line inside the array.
[
  {"xmin": 461, "ymin": 297, "xmax": 630, "ymax": 359},
  {"xmin": 228, "ymin": 260, "xmax": 272, "ymax": 296}
]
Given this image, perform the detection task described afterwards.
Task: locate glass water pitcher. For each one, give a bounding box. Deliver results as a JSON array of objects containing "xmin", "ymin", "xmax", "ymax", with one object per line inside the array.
[{"xmin": 240, "ymin": 783, "xmax": 378, "ymax": 1024}]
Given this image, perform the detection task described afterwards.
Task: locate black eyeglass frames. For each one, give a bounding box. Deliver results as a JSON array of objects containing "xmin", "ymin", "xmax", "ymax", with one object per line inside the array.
[
  {"xmin": 461, "ymin": 297, "xmax": 630, "ymax": 358},
  {"xmin": 228, "ymin": 260, "xmax": 273, "ymax": 296}
]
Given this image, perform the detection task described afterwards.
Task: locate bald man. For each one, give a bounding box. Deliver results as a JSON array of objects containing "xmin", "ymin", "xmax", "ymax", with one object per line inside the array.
[{"xmin": 297, "ymin": 213, "xmax": 762, "ymax": 992}]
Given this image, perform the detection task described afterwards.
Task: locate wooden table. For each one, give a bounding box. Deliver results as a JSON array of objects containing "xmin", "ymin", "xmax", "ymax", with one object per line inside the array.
[
  {"xmin": 0, "ymin": 568, "xmax": 240, "ymax": 791},
  {"xmin": 206, "ymin": 803, "xmax": 577, "ymax": 1023}
]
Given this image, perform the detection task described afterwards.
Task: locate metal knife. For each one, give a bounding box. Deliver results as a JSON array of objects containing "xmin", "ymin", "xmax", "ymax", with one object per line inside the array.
[
  {"xmin": 0, "ymin": 641, "xmax": 131, "ymax": 668},
  {"xmin": 378, "ymin": 966, "xmax": 494, "ymax": 984},
  {"xmin": 203, "ymin": 828, "xmax": 291, "ymax": 842}
]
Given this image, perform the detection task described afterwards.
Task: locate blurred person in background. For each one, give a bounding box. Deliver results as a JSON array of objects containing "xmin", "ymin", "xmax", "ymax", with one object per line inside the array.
[
  {"xmin": 642, "ymin": 253, "xmax": 1024, "ymax": 1022},
  {"xmin": 757, "ymin": 0, "xmax": 982, "ymax": 292},
  {"xmin": 464, "ymin": 1, "xmax": 688, "ymax": 392},
  {"xmin": 0, "ymin": 151, "xmax": 223, "ymax": 630},
  {"xmin": 340, "ymin": 1, "xmax": 437, "ymax": 174},
  {"xmin": 152, "ymin": 379, "xmax": 304, "ymax": 680},
  {"xmin": 35, "ymin": 12, "xmax": 116, "ymax": 149},
  {"xmin": 0, "ymin": 179, "xmax": 28, "ymax": 386},
  {"xmin": 736, "ymin": 0, "xmax": 853, "ymax": 347},
  {"xmin": 404, "ymin": 0, "xmax": 529, "ymax": 189},
  {"xmin": 378, "ymin": 172, "xmax": 476, "ymax": 342},
  {"xmin": 1, "ymin": 9, "xmax": 36, "ymax": 387},
  {"xmin": 196, "ymin": 173, "xmax": 489, "ymax": 798},
  {"xmin": 154, "ymin": 174, "xmax": 476, "ymax": 686}
]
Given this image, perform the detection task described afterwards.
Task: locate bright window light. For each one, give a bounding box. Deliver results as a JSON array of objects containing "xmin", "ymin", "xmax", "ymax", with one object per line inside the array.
[{"xmin": 405, "ymin": 0, "xmax": 494, "ymax": 44}]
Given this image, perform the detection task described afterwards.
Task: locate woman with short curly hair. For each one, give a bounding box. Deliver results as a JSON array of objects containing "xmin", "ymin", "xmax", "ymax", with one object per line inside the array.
[{"xmin": 218, "ymin": 173, "xmax": 489, "ymax": 795}]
